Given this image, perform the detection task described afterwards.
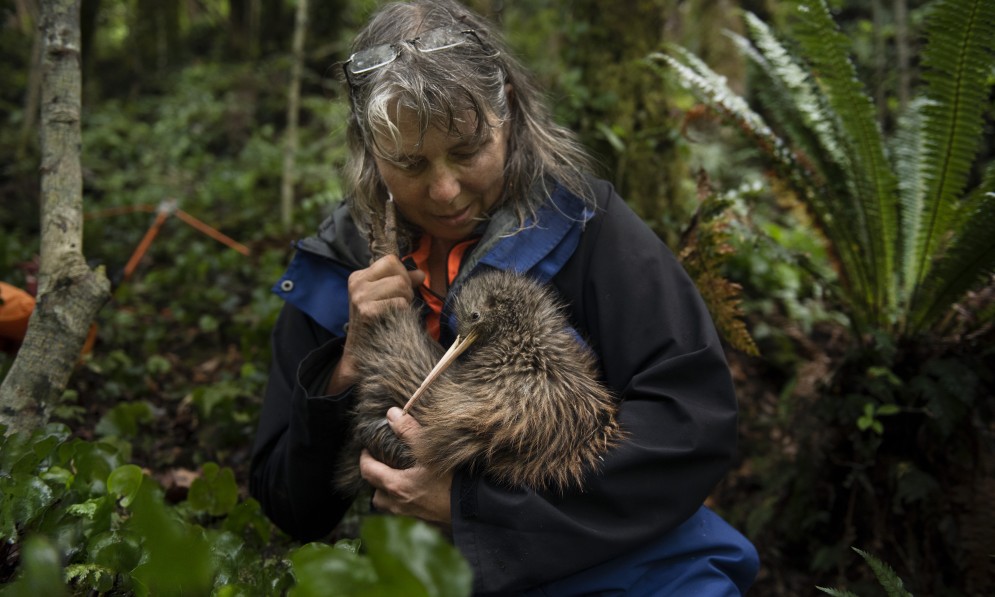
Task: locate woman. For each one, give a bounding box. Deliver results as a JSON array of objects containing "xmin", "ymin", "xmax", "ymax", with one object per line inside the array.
[{"xmin": 250, "ymin": 0, "xmax": 759, "ymax": 594}]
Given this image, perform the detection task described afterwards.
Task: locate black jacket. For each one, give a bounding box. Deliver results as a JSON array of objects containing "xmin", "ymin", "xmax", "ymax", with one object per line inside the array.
[{"xmin": 249, "ymin": 178, "xmax": 738, "ymax": 594}]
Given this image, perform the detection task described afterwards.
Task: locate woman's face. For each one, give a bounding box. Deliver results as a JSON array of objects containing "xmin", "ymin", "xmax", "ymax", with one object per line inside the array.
[{"xmin": 372, "ymin": 106, "xmax": 508, "ymax": 244}]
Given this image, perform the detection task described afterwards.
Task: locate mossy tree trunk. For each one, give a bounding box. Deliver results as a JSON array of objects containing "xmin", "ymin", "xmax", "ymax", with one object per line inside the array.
[
  {"xmin": 565, "ymin": 0, "xmax": 743, "ymax": 247},
  {"xmin": 280, "ymin": 0, "xmax": 308, "ymax": 231},
  {"xmin": 0, "ymin": 0, "xmax": 111, "ymax": 436}
]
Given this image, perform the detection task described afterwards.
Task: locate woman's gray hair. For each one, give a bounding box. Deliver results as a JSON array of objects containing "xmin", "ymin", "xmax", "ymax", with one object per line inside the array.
[{"xmin": 343, "ymin": 0, "xmax": 594, "ymax": 242}]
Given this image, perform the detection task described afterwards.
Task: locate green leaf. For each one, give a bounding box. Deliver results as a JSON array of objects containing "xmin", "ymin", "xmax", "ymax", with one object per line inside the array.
[
  {"xmin": 288, "ymin": 542, "xmax": 379, "ymax": 597},
  {"xmin": 816, "ymin": 587, "xmax": 859, "ymax": 597},
  {"xmin": 334, "ymin": 537, "xmax": 363, "ymax": 555},
  {"xmin": 0, "ymin": 535, "xmax": 69, "ymax": 597},
  {"xmin": 362, "ymin": 516, "xmax": 473, "ymax": 597},
  {"xmin": 145, "ymin": 354, "xmax": 172, "ymax": 375},
  {"xmin": 852, "ymin": 548, "xmax": 913, "ymax": 597},
  {"xmin": 126, "ymin": 480, "xmax": 216, "ymax": 596},
  {"xmin": 733, "ymin": 12, "xmax": 874, "ymax": 309},
  {"xmin": 876, "ymin": 404, "xmax": 901, "ymax": 416},
  {"xmin": 199, "ymin": 314, "xmax": 219, "ymax": 332},
  {"xmin": 787, "ymin": 0, "xmax": 899, "ymax": 323},
  {"xmin": 87, "ymin": 530, "xmax": 143, "ymax": 574},
  {"xmin": 1, "ymin": 476, "xmax": 56, "ymax": 535},
  {"xmin": 221, "ymin": 498, "xmax": 272, "ymax": 546},
  {"xmin": 66, "ymin": 496, "xmax": 112, "ymax": 521},
  {"xmin": 908, "ymin": 190, "xmax": 995, "ymax": 332},
  {"xmin": 108, "ymin": 464, "xmax": 145, "ymax": 507},
  {"xmin": 188, "ymin": 462, "xmax": 239, "ymax": 517},
  {"xmin": 95, "ymin": 401, "xmax": 155, "ymax": 439},
  {"xmin": 0, "ymin": 424, "xmax": 71, "ymax": 475},
  {"xmin": 64, "ymin": 564, "xmax": 116, "ymax": 594},
  {"xmin": 907, "ymin": 0, "xmax": 995, "ymax": 308}
]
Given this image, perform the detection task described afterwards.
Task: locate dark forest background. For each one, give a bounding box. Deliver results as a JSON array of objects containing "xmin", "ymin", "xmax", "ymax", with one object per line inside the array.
[{"xmin": 1, "ymin": 0, "xmax": 993, "ymax": 595}]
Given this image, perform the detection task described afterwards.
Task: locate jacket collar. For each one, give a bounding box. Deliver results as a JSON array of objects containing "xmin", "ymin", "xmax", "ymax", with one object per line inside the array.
[{"xmin": 278, "ymin": 181, "xmax": 594, "ymax": 336}]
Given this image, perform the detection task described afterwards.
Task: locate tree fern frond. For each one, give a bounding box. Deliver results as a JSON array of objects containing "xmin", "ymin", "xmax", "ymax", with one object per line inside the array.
[
  {"xmin": 852, "ymin": 547, "xmax": 914, "ymax": 597},
  {"xmin": 909, "ymin": 192, "xmax": 995, "ymax": 333},
  {"xmin": 648, "ymin": 48, "xmax": 799, "ymax": 183},
  {"xmin": 909, "ymin": 0, "xmax": 995, "ymax": 303},
  {"xmin": 653, "ymin": 43, "xmax": 878, "ymax": 330},
  {"xmin": 730, "ymin": 13, "xmax": 876, "ymax": 312},
  {"xmin": 963, "ymin": 160, "xmax": 995, "ymax": 212},
  {"xmin": 739, "ymin": 12, "xmax": 847, "ymax": 175},
  {"xmin": 788, "ymin": 0, "xmax": 899, "ymax": 323},
  {"xmin": 816, "ymin": 588, "xmax": 859, "ymax": 597},
  {"xmin": 892, "ymin": 98, "xmax": 926, "ymax": 305}
]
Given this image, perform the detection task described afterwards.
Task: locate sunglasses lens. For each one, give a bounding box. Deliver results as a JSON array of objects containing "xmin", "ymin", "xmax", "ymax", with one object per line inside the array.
[
  {"xmin": 348, "ymin": 44, "xmax": 399, "ymax": 74},
  {"xmin": 417, "ymin": 27, "xmax": 468, "ymax": 52}
]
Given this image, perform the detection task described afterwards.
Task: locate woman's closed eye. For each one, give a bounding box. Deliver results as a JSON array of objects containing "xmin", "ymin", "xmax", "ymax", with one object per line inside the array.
[
  {"xmin": 394, "ymin": 158, "xmax": 427, "ymax": 172},
  {"xmin": 450, "ymin": 149, "xmax": 480, "ymax": 163},
  {"xmin": 450, "ymin": 138, "xmax": 492, "ymax": 163}
]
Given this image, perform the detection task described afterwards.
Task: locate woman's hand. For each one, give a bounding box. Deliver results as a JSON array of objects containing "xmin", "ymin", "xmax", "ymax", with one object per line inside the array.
[
  {"xmin": 326, "ymin": 256, "xmax": 425, "ymax": 394},
  {"xmin": 360, "ymin": 407, "xmax": 453, "ymax": 533}
]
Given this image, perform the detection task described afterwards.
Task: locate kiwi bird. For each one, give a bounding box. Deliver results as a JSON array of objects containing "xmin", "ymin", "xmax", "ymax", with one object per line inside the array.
[{"xmin": 335, "ymin": 200, "xmax": 622, "ymax": 494}]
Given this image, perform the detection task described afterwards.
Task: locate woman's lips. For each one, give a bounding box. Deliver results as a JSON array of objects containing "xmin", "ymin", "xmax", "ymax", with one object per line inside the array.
[{"xmin": 436, "ymin": 204, "xmax": 472, "ymax": 227}]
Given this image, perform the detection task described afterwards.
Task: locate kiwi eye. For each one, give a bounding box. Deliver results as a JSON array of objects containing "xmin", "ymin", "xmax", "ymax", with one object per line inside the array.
[{"xmin": 469, "ymin": 311, "xmax": 481, "ymax": 322}]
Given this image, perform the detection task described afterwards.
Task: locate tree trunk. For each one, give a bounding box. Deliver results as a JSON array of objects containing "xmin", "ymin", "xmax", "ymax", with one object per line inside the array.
[
  {"xmin": 0, "ymin": 0, "xmax": 111, "ymax": 436},
  {"xmin": 280, "ymin": 0, "xmax": 308, "ymax": 231}
]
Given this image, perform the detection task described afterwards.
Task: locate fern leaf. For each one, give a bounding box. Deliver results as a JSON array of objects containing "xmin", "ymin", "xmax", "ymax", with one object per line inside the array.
[
  {"xmin": 649, "ymin": 48, "xmax": 796, "ymax": 180},
  {"xmin": 910, "ymin": 0, "xmax": 995, "ymax": 301},
  {"xmin": 730, "ymin": 13, "xmax": 876, "ymax": 318},
  {"xmin": 816, "ymin": 587, "xmax": 860, "ymax": 597},
  {"xmin": 787, "ymin": 0, "xmax": 899, "ymax": 324},
  {"xmin": 739, "ymin": 12, "xmax": 848, "ymax": 178},
  {"xmin": 677, "ymin": 174, "xmax": 760, "ymax": 356},
  {"xmin": 892, "ymin": 99, "xmax": 926, "ymax": 308},
  {"xmin": 910, "ymin": 192, "xmax": 995, "ymax": 332},
  {"xmin": 852, "ymin": 548, "xmax": 913, "ymax": 597}
]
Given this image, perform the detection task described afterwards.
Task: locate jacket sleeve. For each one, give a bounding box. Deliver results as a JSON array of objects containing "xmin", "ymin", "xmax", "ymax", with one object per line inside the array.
[
  {"xmin": 249, "ymin": 302, "xmax": 357, "ymax": 541},
  {"xmin": 450, "ymin": 182, "xmax": 739, "ymax": 594}
]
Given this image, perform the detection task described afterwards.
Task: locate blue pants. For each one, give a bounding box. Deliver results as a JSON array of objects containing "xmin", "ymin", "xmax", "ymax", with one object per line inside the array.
[{"xmin": 522, "ymin": 506, "xmax": 759, "ymax": 596}]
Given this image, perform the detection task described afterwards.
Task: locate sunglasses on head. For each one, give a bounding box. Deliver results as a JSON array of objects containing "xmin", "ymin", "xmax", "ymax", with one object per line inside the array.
[{"xmin": 342, "ymin": 26, "xmax": 488, "ymax": 90}]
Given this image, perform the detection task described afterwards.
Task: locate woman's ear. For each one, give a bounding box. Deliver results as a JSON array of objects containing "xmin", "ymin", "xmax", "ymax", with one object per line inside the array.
[{"xmin": 504, "ymin": 83, "xmax": 515, "ymax": 108}]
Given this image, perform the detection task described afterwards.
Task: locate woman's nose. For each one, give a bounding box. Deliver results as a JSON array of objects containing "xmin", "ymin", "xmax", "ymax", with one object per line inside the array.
[{"xmin": 427, "ymin": 166, "xmax": 460, "ymax": 204}]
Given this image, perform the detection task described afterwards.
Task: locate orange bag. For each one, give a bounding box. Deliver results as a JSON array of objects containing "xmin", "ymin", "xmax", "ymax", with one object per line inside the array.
[{"xmin": 0, "ymin": 281, "xmax": 36, "ymax": 344}]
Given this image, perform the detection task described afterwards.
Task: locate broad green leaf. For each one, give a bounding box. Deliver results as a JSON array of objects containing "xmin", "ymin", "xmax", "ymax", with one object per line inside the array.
[
  {"xmin": 6, "ymin": 476, "xmax": 56, "ymax": 529},
  {"xmin": 289, "ymin": 542, "xmax": 379, "ymax": 597},
  {"xmin": 362, "ymin": 516, "xmax": 473, "ymax": 597},
  {"xmin": 0, "ymin": 535, "xmax": 68, "ymax": 597},
  {"xmin": 87, "ymin": 530, "xmax": 143, "ymax": 572},
  {"xmin": 146, "ymin": 354, "xmax": 172, "ymax": 374},
  {"xmin": 108, "ymin": 464, "xmax": 145, "ymax": 507},
  {"xmin": 126, "ymin": 482, "xmax": 216, "ymax": 596},
  {"xmin": 67, "ymin": 440, "xmax": 126, "ymax": 496},
  {"xmin": 95, "ymin": 401, "xmax": 155, "ymax": 439},
  {"xmin": 221, "ymin": 498, "xmax": 272, "ymax": 545},
  {"xmin": 0, "ymin": 424, "xmax": 71, "ymax": 475},
  {"xmin": 188, "ymin": 462, "xmax": 239, "ymax": 517}
]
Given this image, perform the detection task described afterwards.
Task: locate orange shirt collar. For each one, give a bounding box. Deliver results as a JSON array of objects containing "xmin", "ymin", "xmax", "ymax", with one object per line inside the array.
[{"xmin": 405, "ymin": 234, "xmax": 479, "ymax": 340}]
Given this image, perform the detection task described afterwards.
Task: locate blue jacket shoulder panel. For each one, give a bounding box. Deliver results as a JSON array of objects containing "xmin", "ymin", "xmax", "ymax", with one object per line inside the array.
[
  {"xmin": 272, "ymin": 251, "xmax": 352, "ymax": 337},
  {"xmin": 477, "ymin": 184, "xmax": 594, "ymax": 283},
  {"xmin": 274, "ymin": 185, "xmax": 594, "ymax": 336}
]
